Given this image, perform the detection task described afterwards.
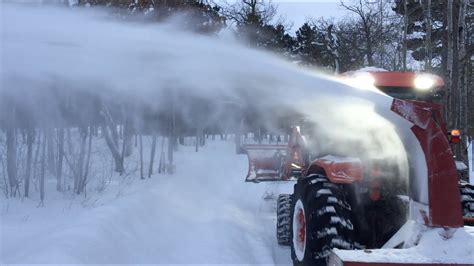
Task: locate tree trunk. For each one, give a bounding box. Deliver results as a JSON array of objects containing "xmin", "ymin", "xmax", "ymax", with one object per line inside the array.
[
  {"xmin": 102, "ymin": 105, "xmax": 119, "ymax": 146},
  {"xmin": 1, "ymin": 153, "xmax": 9, "ymax": 198},
  {"xmin": 24, "ymin": 129, "xmax": 34, "ymax": 197},
  {"xmin": 39, "ymin": 132, "xmax": 47, "ymax": 205},
  {"xmin": 139, "ymin": 134, "xmax": 144, "ymax": 179},
  {"xmin": 46, "ymin": 128, "xmax": 56, "ymax": 175},
  {"xmin": 458, "ymin": 0, "xmax": 467, "ymax": 136},
  {"xmin": 32, "ymin": 130, "xmax": 42, "ymax": 192},
  {"xmin": 422, "ymin": 0, "xmax": 433, "ymax": 70},
  {"xmin": 446, "ymin": 0, "xmax": 454, "ymax": 127},
  {"xmin": 195, "ymin": 129, "xmax": 200, "ymax": 152},
  {"xmin": 56, "ymin": 128, "xmax": 64, "ymax": 192},
  {"xmin": 6, "ymin": 129, "xmax": 18, "ymax": 197},
  {"xmin": 123, "ymin": 118, "xmax": 133, "ymax": 157},
  {"xmin": 362, "ymin": 19, "xmax": 374, "ymax": 66},
  {"xmin": 158, "ymin": 136, "xmax": 165, "ymax": 174},
  {"xmin": 426, "ymin": 0, "xmax": 432, "ymax": 69},
  {"xmin": 78, "ymin": 127, "xmax": 92, "ymax": 194},
  {"xmin": 167, "ymin": 98, "xmax": 175, "ymax": 174},
  {"xmin": 148, "ymin": 134, "xmax": 157, "ymax": 178},
  {"xmin": 103, "ymin": 125, "xmax": 124, "ymax": 174},
  {"xmin": 167, "ymin": 136, "xmax": 174, "ymax": 174},
  {"xmin": 75, "ymin": 128, "xmax": 87, "ymax": 194}
]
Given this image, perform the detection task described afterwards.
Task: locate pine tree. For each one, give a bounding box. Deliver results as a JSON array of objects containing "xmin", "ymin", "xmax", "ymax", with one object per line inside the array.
[
  {"xmin": 392, "ymin": 0, "xmax": 445, "ymax": 69},
  {"xmin": 294, "ymin": 23, "xmax": 324, "ymax": 66}
]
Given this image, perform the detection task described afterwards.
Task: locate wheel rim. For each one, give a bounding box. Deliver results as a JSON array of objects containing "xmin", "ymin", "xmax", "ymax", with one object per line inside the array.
[{"xmin": 293, "ymin": 199, "xmax": 306, "ymax": 261}]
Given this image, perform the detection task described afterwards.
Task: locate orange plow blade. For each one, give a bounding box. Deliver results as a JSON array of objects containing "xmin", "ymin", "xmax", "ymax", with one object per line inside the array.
[{"xmin": 243, "ymin": 144, "xmax": 287, "ymax": 182}]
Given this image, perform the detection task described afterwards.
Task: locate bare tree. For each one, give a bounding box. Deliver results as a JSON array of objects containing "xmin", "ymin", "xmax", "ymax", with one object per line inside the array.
[
  {"xmin": 24, "ymin": 129, "xmax": 34, "ymax": 197},
  {"xmin": 340, "ymin": 0, "xmax": 395, "ymax": 67},
  {"xmin": 222, "ymin": 0, "xmax": 277, "ymax": 26},
  {"xmin": 56, "ymin": 128, "xmax": 64, "ymax": 191},
  {"xmin": 46, "ymin": 128, "xmax": 55, "ymax": 176},
  {"xmin": 402, "ymin": 0, "xmax": 408, "ymax": 70},
  {"xmin": 77, "ymin": 127, "xmax": 92, "ymax": 194},
  {"xmin": 1, "ymin": 153, "xmax": 8, "ymax": 198},
  {"xmin": 32, "ymin": 130, "xmax": 42, "ymax": 192},
  {"xmin": 6, "ymin": 128, "xmax": 18, "ymax": 197},
  {"xmin": 158, "ymin": 136, "xmax": 166, "ymax": 174},
  {"xmin": 101, "ymin": 105, "xmax": 125, "ymax": 174},
  {"xmin": 74, "ymin": 128, "xmax": 87, "ymax": 194},
  {"xmin": 139, "ymin": 134, "xmax": 144, "ymax": 180},
  {"xmin": 423, "ymin": 0, "xmax": 433, "ymax": 70},
  {"xmin": 39, "ymin": 132, "xmax": 46, "ymax": 206},
  {"xmin": 148, "ymin": 134, "xmax": 157, "ymax": 178},
  {"xmin": 123, "ymin": 117, "xmax": 133, "ymax": 157},
  {"xmin": 341, "ymin": 0, "xmax": 377, "ymax": 65}
]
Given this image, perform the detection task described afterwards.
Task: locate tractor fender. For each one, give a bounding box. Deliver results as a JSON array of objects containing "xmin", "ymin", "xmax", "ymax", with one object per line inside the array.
[{"xmin": 305, "ymin": 155, "xmax": 363, "ymax": 184}]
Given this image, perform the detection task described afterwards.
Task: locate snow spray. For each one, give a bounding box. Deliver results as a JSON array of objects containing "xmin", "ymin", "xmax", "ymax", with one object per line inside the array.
[{"xmin": 1, "ymin": 5, "xmax": 409, "ymax": 185}]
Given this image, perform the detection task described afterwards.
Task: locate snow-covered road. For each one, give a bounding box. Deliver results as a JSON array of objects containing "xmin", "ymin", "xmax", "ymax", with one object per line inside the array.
[
  {"xmin": 2, "ymin": 139, "xmax": 473, "ymax": 265},
  {"xmin": 1, "ymin": 140, "xmax": 294, "ymax": 264}
]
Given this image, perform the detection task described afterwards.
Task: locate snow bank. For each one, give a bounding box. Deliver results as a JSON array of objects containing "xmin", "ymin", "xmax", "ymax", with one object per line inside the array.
[{"xmin": 334, "ymin": 226, "xmax": 474, "ymax": 264}]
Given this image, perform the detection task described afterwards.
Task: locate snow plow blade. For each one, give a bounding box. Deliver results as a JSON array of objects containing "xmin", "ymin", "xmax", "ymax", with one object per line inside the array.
[{"xmin": 244, "ymin": 144, "xmax": 287, "ymax": 182}]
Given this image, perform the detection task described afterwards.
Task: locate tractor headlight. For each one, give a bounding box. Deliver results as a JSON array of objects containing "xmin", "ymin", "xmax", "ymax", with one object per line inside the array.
[
  {"xmin": 414, "ymin": 75, "xmax": 435, "ymax": 91},
  {"xmin": 353, "ymin": 72, "xmax": 375, "ymax": 88}
]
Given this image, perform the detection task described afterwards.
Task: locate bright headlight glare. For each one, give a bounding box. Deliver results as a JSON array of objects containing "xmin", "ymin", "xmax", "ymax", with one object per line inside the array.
[
  {"xmin": 352, "ymin": 73, "xmax": 375, "ymax": 88},
  {"xmin": 414, "ymin": 75, "xmax": 435, "ymax": 90}
]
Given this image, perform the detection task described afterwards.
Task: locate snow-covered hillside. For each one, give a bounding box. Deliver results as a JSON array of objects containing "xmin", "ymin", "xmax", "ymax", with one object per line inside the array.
[{"xmin": 1, "ymin": 139, "xmax": 294, "ymax": 264}]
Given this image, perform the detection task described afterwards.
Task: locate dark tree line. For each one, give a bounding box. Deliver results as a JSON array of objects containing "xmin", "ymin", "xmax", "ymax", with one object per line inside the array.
[{"xmin": 392, "ymin": 0, "xmax": 473, "ymax": 154}]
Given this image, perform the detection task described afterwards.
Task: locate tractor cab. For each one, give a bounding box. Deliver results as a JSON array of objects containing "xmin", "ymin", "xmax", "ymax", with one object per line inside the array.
[
  {"xmin": 348, "ymin": 70, "xmax": 445, "ymax": 102},
  {"xmin": 369, "ymin": 71, "xmax": 444, "ymax": 101},
  {"xmin": 346, "ymin": 71, "xmax": 462, "ymax": 144}
]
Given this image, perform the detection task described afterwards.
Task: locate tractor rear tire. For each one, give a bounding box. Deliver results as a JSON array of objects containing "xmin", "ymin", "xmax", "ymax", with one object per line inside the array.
[
  {"xmin": 277, "ymin": 194, "xmax": 292, "ymax": 245},
  {"xmin": 290, "ymin": 173, "xmax": 354, "ymax": 266},
  {"xmin": 460, "ymin": 182, "xmax": 474, "ymax": 224}
]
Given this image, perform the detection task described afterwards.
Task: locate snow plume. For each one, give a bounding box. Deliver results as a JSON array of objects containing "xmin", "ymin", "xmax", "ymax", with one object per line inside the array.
[{"xmin": 1, "ymin": 5, "xmax": 409, "ymax": 184}]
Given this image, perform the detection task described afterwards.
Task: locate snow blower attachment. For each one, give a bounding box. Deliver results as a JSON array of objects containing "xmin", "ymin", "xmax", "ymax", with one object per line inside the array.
[
  {"xmin": 323, "ymin": 98, "xmax": 470, "ymax": 266},
  {"xmin": 244, "ymin": 72, "xmax": 472, "ymax": 266}
]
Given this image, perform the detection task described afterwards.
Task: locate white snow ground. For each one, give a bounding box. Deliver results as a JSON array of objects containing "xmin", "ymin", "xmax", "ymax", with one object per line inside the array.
[
  {"xmin": 1, "ymin": 139, "xmax": 294, "ymax": 264},
  {"xmin": 1, "ymin": 139, "xmax": 474, "ymax": 265},
  {"xmin": 334, "ymin": 225, "xmax": 474, "ymax": 264}
]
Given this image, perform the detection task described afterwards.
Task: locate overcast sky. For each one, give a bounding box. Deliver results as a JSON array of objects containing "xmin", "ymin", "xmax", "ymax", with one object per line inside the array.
[
  {"xmin": 274, "ymin": 1, "xmax": 347, "ymax": 31},
  {"xmin": 220, "ymin": 0, "xmax": 349, "ymax": 32}
]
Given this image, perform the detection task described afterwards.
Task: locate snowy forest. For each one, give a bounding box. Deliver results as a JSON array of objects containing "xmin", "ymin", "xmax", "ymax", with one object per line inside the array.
[
  {"xmin": 2, "ymin": 1, "xmax": 474, "ymax": 265},
  {"xmin": 0, "ymin": 0, "xmax": 473, "ymax": 202}
]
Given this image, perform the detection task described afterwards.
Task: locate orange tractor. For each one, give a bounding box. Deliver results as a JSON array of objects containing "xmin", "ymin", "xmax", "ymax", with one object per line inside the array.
[{"xmin": 242, "ymin": 71, "xmax": 472, "ymax": 266}]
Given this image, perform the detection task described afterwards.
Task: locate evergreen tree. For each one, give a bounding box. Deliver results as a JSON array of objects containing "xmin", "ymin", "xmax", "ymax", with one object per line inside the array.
[
  {"xmin": 392, "ymin": 0, "xmax": 445, "ymax": 68},
  {"xmin": 223, "ymin": 0, "xmax": 294, "ymax": 55},
  {"xmin": 77, "ymin": 0, "xmax": 226, "ymax": 34},
  {"xmin": 294, "ymin": 23, "xmax": 325, "ymax": 66}
]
